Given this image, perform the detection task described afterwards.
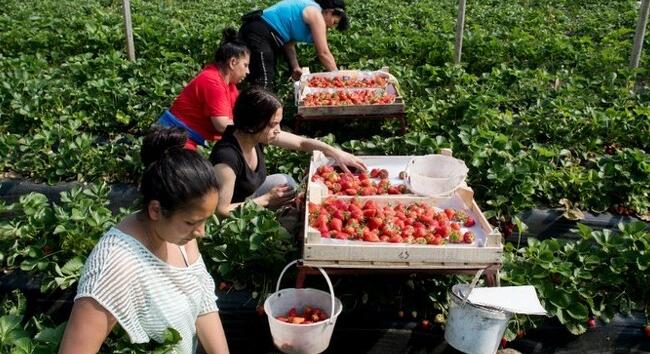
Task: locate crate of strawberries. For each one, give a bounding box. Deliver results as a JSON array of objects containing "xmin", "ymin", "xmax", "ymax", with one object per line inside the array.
[
  {"xmin": 295, "ymin": 68, "xmax": 405, "ymax": 117},
  {"xmin": 302, "ymin": 151, "xmax": 502, "ymax": 269}
]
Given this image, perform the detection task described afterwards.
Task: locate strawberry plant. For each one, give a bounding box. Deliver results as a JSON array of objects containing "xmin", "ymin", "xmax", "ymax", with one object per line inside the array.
[
  {"xmin": 0, "ymin": 290, "xmax": 182, "ymax": 353},
  {"xmin": 501, "ymin": 222, "xmax": 650, "ymax": 337},
  {"xmin": 201, "ymin": 201, "xmax": 297, "ymax": 289},
  {"xmin": 0, "ymin": 183, "xmax": 127, "ymax": 293},
  {"xmin": 0, "ymin": 291, "xmax": 66, "ymax": 354}
]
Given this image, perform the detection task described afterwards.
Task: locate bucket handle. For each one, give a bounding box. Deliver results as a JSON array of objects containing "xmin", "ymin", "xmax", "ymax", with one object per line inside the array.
[
  {"xmin": 276, "ymin": 259, "xmax": 336, "ymax": 325},
  {"xmin": 459, "ymin": 267, "xmax": 486, "ymax": 307}
]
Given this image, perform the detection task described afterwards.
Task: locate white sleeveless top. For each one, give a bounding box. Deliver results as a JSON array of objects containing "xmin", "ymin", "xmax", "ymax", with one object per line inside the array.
[{"xmin": 75, "ymin": 227, "xmax": 219, "ymax": 354}]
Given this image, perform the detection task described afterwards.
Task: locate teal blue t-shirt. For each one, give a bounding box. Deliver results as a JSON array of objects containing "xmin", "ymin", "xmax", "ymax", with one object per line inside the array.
[{"xmin": 261, "ymin": 0, "xmax": 322, "ymax": 44}]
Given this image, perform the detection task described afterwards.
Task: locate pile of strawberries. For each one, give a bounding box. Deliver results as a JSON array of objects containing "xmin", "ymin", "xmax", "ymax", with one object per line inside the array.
[
  {"xmin": 275, "ymin": 306, "xmax": 328, "ymax": 325},
  {"xmin": 303, "ymin": 90, "xmax": 396, "ymax": 106},
  {"xmin": 308, "ymin": 198, "xmax": 477, "ymax": 245},
  {"xmin": 311, "ymin": 165, "xmax": 408, "ymax": 196},
  {"xmin": 307, "ymin": 75, "xmax": 388, "ymax": 88}
]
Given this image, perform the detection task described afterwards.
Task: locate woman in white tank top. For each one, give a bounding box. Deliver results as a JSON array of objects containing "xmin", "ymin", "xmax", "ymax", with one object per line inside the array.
[{"xmin": 58, "ymin": 127, "xmax": 229, "ymax": 354}]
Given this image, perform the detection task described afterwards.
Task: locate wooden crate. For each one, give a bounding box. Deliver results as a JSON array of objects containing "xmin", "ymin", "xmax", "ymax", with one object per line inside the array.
[
  {"xmin": 302, "ymin": 152, "xmax": 503, "ymax": 269},
  {"xmin": 295, "ymin": 68, "xmax": 406, "ymax": 117},
  {"xmin": 297, "ymin": 98, "xmax": 405, "ymax": 117}
]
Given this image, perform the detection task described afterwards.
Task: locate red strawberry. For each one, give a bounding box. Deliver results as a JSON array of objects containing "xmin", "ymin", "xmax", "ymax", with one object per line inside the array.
[
  {"xmin": 437, "ymin": 225, "xmax": 451, "ymax": 238},
  {"xmin": 444, "ymin": 208, "xmax": 455, "ymax": 219},
  {"xmin": 334, "ymin": 231, "xmax": 350, "ymax": 240},
  {"xmin": 363, "ymin": 200, "xmax": 378, "ymax": 210},
  {"xmin": 387, "ymin": 186, "xmax": 400, "ymax": 194},
  {"xmin": 587, "ymin": 318, "xmax": 596, "ymax": 329},
  {"xmin": 287, "ymin": 308, "xmax": 298, "ymax": 317},
  {"xmin": 367, "ymin": 217, "xmax": 383, "ymax": 230},
  {"xmin": 463, "ymin": 231, "xmax": 475, "ymax": 244},
  {"xmin": 329, "ymin": 218, "xmax": 343, "ymax": 232},
  {"xmin": 464, "ymin": 216, "xmax": 475, "ymax": 227},
  {"xmin": 363, "ymin": 231, "xmax": 380, "ymax": 242},
  {"xmin": 318, "ymin": 225, "xmax": 330, "ymax": 236}
]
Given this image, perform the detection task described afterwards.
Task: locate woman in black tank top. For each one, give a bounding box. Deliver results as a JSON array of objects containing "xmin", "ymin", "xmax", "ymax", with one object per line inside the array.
[{"xmin": 210, "ymin": 86, "xmax": 365, "ymax": 217}]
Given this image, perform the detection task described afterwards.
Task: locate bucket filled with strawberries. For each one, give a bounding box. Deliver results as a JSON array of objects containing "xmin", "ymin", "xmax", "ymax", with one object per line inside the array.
[{"xmin": 264, "ymin": 260, "xmax": 343, "ymax": 354}]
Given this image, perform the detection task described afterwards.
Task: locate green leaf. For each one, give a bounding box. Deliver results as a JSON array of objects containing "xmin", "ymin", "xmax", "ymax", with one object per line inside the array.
[
  {"xmin": 621, "ymin": 221, "xmax": 647, "ymax": 235},
  {"xmin": 636, "ymin": 254, "xmax": 650, "ymax": 271},
  {"xmin": 162, "ymin": 327, "xmax": 182, "ymax": 345},
  {"xmin": 61, "ymin": 256, "xmax": 84, "ymax": 275},
  {"xmin": 249, "ymin": 233, "xmax": 263, "ymax": 251},
  {"xmin": 34, "ymin": 322, "xmax": 66, "ymax": 344},
  {"xmin": 217, "ymin": 263, "xmax": 233, "ymax": 276},
  {"xmin": 549, "ymin": 290, "xmax": 572, "ymax": 309},
  {"xmin": 576, "ymin": 224, "xmax": 593, "ymax": 239},
  {"xmin": 12, "ymin": 337, "xmax": 34, "ymax": 354},
  {"xmin": 53, "ymin": 225, "xmax": 66, "ymax": 234},
  {"xmin": 0, "ymin": 315, "xmax": 21, "ymax": 341},
  {"xmin": 565, "ymin": 321, "xmax": 587, "ymax": 335},
  {"xmin": 566, "ymin": 302, "xmax": 589, "ymax": 320}
]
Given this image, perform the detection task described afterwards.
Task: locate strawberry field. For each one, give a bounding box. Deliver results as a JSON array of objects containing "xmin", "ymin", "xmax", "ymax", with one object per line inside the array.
[{"xmin": 1, "ymin": 0, "xmax": 649, "ymax": 352}]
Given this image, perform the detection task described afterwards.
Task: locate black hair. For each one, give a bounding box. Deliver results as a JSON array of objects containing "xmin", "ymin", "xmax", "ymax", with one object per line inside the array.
[
  {"xmin": 315, "ymin": 0, "xmax": 349, "ymax": 31},
  {"xmin": 232, "ymin": 86, "xmax": 282, "ymax": 134},
  {"xmin": 140, "ymin": 126, "xmax": 218, "ymax": 217},
  {"xmin": 214, "ymin": 27, "xmax": 250, "ymax": 67}
]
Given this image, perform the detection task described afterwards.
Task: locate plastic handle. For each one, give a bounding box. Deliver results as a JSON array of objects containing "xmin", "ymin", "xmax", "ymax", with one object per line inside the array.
[{"xmin": 276, "ymin": 259, "xmax": 337, "ymax": 325}]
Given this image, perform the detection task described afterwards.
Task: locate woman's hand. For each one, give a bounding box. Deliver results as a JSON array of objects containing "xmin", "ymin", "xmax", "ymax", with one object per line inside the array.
[
  {"xmin": 291, "ymin": 67, "xmax": 303, "ymax": 81},
  {"xmin": 262, "ymin": 184, "xmax": 297, "ymax": 208},
  {"xmin": 328, "ymin": 149, "xmax": 367, "ymax": 173}
]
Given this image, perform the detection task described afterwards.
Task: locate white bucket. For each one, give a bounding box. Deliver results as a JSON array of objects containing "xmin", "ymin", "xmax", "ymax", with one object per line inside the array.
[
  {"xmin": 444, "ymin": 283, "xmax": 513, "ymax": 354},
  {"xmin": 264, "ymin": 260, "xmax": 343, "ymax": 354},
  {"xmin": 405, "ymin": 154, "xmax": 469, "ymax": 198}
]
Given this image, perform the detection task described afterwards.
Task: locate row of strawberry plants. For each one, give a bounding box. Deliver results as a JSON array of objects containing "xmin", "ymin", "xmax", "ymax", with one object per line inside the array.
[
  {"xmin": 1, "ymin": 184, "xmax": 647, "ymax": 349},
  {"xmin": 1, "ymin": 0, "xmax": 646, "ymax": 140},
  {"xmin": 1, "ymin": 0, "xmax": 648, "ymax": 217}
]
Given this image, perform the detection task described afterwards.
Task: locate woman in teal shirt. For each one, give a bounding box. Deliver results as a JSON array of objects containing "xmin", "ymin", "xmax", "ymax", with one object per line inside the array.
[{"xmin": 239, "ymin": 0, "xmax": 348, "ymax": 89}]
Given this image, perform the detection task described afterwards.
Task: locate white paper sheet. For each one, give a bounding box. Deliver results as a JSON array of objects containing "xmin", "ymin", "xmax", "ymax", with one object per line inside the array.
[{"xmin": 460, "ymin": 286, "xmax": 548, "ymax": 315}]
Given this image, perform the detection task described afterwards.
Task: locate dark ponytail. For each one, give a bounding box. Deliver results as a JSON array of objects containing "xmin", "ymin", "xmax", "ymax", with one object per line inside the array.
[
  {"xmin": 232, "ymin": 86, "xmax": 282, "ymax": 134},
  {"xmin": 140, "ymin": 126, "xmax": 218, "ymax": 217},
  {"xmin": 214, "ymin": 27, "xmax": 250, "ymax": 67}
]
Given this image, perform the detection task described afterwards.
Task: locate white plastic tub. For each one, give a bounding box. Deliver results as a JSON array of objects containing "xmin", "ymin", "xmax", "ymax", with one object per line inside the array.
[
  {"xmin": 264, "ymin": 260, "xmax": 343, "ymax": 354},
  {"xmin": 405, "ymin": 154, "xmax": 469, "ymax": 198}
]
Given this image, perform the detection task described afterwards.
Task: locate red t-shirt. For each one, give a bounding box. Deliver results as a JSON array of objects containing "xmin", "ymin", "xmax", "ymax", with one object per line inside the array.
[{"xmin": 169, "ymin": 64, "xmax": 238, "ymax": 149}]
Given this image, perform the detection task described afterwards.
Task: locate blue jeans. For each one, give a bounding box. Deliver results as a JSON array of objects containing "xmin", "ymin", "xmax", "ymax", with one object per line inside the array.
[{"xmin": 156, "ymin": 110, "xmax": 206, "ymax": 147}]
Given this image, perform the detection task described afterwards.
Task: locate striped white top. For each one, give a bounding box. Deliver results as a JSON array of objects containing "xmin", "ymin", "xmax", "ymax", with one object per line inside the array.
[{"xmin": 75, "ymin": 227, "xmax": 219, "ymax": 354}]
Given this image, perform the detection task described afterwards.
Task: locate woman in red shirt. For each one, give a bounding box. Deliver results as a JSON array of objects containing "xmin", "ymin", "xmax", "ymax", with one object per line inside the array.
[{"xmin": 158, "ymin": 28, "xmax": 250, "ymax": 150}]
